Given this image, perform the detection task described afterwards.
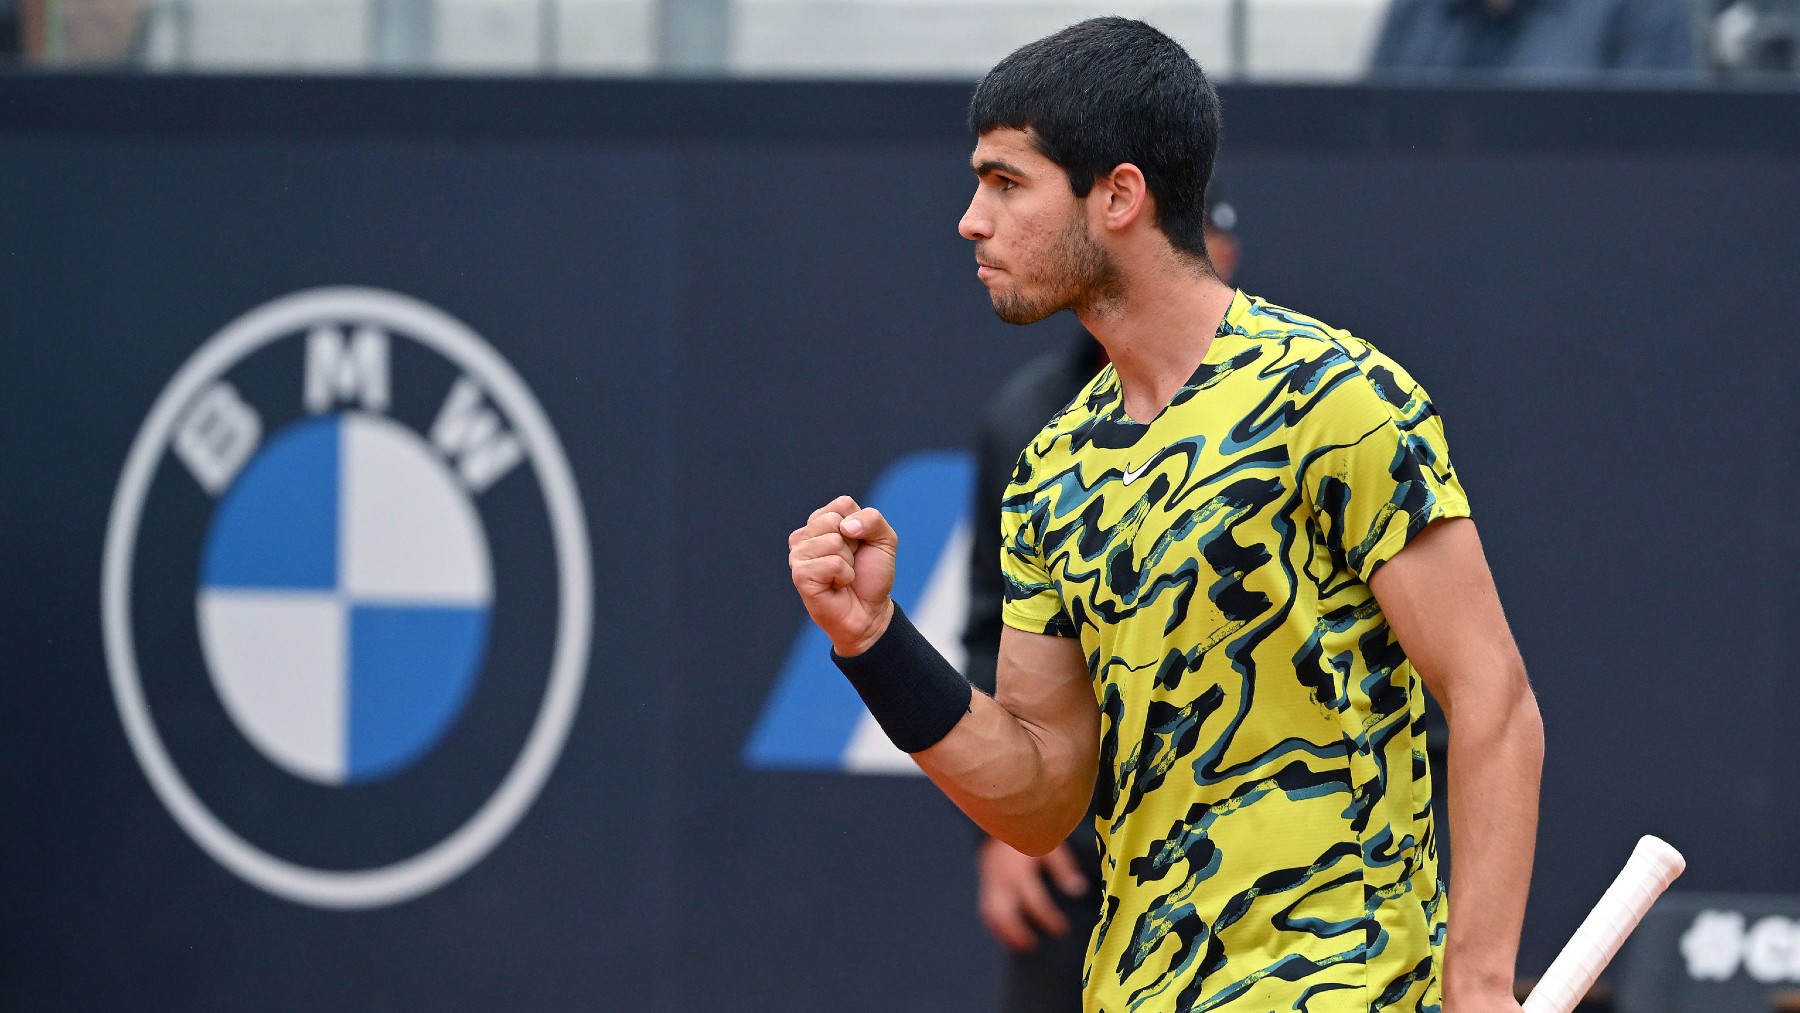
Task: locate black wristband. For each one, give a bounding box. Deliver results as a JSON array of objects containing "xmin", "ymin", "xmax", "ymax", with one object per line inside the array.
[{"xmin": 830, "ymin": 604, "xmax": 973, "ymax": 754}]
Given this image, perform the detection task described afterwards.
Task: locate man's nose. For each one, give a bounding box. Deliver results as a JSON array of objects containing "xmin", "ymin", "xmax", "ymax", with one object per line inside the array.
[{"xmin": 959, "ymin": 193, "xmax": 992, "ymax": 241}]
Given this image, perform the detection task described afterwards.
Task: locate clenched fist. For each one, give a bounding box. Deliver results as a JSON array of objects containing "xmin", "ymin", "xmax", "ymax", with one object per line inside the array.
[{"xmin": 787, "ymin": 494, "xmax": 898, "ymax": 656}]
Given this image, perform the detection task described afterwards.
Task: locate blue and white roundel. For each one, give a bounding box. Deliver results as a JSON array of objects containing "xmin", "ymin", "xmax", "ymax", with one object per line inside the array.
[{"xmin": 197, "ymin": 411, "xmax": 492, "ymax": 785}]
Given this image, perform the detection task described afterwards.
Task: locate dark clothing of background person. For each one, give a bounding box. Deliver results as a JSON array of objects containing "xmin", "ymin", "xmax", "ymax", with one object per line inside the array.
[
  {"xmin": 963, "ymin": 332, "xmax": 1106, "ymax": 1013},
  {"xmin": 962, "ymin": 333, "xmax": 1105, "ymax": 714},
  {"xmin": 1371, "ymin": 0, "xmax": 1698, "ymax": 76}
]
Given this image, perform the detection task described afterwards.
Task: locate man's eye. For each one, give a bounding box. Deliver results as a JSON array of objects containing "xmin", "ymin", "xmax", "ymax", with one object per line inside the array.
[{"xmin": 999, "ymin": 178, "xmax": 1018, "ymax": 191}]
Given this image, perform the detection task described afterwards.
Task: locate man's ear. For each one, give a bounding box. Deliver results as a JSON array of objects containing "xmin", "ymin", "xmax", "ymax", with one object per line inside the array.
[{"xmin": 1094, "ymin": 163, "xmax": 1150, "ymax": 232}]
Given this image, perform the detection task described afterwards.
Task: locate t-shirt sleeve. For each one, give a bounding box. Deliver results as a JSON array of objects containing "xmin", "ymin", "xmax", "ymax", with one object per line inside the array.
[
  {"xmin": 1298, "ymin": 348, "xmax": 1471, "ymax": 582},
  {"xmin": 998, "ymin": 451, "xmax": 1077, "ymax": 638}
]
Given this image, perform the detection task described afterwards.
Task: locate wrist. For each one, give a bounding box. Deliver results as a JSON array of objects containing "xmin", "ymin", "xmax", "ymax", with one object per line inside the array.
[
  {"xmin": 1444, "ymin": 965, "xmax": 1517, "ymax": 1001},
  {"xmin": 829, "ymin": 603, "xmax": 971, "ymax": 754},
  {"xmin": 832, "ymin": 599, "xmax": 894, "ymax": 657}
]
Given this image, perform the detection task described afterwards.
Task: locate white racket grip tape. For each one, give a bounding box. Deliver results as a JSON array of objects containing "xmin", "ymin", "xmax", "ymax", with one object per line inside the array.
[{"xmin": 1521, "ymin": 835, "xmax": 1686, "ymax": 1013}]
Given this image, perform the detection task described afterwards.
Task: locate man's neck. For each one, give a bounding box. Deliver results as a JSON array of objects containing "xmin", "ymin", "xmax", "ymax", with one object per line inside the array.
[{"xmin": 1079, "ymin": 272, "xmax": 1237, "ymax": 424}]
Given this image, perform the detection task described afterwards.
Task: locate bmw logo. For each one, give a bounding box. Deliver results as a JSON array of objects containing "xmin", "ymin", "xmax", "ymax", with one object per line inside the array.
[{"xmin": 102, "ymin": 287, "xmax": 592, "ymax": 909}]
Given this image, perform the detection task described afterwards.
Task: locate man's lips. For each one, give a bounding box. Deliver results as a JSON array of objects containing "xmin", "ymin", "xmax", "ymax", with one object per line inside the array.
[{"xmin": 977, "ymin": 263, "xmax": 1001, "ymax": 280}]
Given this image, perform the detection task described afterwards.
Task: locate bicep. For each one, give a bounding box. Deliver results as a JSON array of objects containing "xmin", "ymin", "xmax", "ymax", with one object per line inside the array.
[{"xmin": 1367, "ymin": 517, "xmax": 1527, "ymax": 712}]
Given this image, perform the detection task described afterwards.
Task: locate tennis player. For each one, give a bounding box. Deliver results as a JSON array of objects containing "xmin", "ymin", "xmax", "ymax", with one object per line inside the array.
[{"xmin": 788, "ymin": 17, "xmax": 1543, "ymax": 1012}]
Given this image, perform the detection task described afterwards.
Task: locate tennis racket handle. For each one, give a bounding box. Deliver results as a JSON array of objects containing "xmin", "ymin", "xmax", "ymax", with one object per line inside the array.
[{"xmin": 1521, "ymin": 835, "xmax": 1686, "ymax": 1013}]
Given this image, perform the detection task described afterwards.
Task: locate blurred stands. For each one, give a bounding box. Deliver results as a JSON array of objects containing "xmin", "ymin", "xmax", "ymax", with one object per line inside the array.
[
  {"xmin": 8, "ymin": 0, "xmax": 1394, "ymax": 79},
  {"xmin": 9, "ymin": 0, "xmax": 1800, "ymax": 80},
  {"xmin": 15, "ymin": 0, "xmax": 1800, "ymax": 80}
]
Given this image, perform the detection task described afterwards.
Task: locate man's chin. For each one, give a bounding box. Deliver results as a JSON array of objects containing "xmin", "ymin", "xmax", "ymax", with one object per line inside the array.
[{"xmin": 991, "ymin": 295, "xmax": 1058, "ymax": 326}]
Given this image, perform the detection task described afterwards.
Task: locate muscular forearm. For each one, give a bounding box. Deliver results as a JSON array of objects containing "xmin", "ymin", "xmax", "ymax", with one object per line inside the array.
[
  {"xmin": 914, "ymin": 689, "xmax": 1097, "ymax": 855},
  {"xmin": 1441, "ymin": 664, "xmax": 1544, "ymax": 1000},
  {"xmin": 1364, "ymin": 518, "xmax": 1540, "ymax": 1009}
]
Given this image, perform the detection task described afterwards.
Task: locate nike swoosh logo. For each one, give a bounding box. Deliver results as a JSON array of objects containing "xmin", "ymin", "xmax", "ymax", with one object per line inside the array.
[{"xmin": 1122, "ymin": 461, "xmax": 1151, "ymax": 486}]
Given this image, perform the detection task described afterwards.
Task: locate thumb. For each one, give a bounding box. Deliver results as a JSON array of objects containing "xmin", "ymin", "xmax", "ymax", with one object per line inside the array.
[
  {"xmin": 840, "ymin": 507, "xmax": 896, "ymax": 554},
  {"xmin": 1042, "ymin": 843, "xmax": 1089, "ymax": 897}
]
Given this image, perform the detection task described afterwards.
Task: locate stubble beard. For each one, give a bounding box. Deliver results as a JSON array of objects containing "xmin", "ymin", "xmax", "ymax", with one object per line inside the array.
[{"xmin": 989, "ymin": 217, "xmax": 1120, "ymax": 326}]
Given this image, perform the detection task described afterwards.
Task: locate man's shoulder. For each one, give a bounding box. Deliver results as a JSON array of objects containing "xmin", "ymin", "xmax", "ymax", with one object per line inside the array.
[
  {"xmin": 1229, "ymin": 296, "xmax": 1448, "ymax": 443},
  {"xmin": 1217, "ymin": 295, "xmax": 1441, "ymax": 427},
  {"xmin": 1229, "ymin": 295, "xmax": 1371, "ymax": 372},
  {"xmin": 998, "ymin": 371, "xmax": 1116, "ymax": 503},
  {"xmin": 1236, "ymin": 294, "xmax": 1344, "ymax": 344}
]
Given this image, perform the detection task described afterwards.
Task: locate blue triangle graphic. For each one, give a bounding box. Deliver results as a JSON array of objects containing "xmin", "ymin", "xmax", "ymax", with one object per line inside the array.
[{"xmin": 743, "ymin": 451, "xmax": 974, "ymax": 771}]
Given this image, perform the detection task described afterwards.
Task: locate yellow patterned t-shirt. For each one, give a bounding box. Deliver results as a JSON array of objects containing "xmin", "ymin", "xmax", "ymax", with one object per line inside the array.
[{"xmin": 1000, "ymin": 291, "xmax": 1468, "ymax": 1012}]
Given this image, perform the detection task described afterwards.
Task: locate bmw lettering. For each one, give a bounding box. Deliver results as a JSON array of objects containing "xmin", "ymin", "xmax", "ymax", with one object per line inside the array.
[{"xmin": 102, "ymin": 287, "xmax": 592, "ymax": 909}]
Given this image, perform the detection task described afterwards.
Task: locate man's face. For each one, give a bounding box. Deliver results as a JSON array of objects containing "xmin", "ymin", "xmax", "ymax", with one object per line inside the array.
[{"xmin": 959, "ymin": 128, "xmax": 1118, "ymax": 325}]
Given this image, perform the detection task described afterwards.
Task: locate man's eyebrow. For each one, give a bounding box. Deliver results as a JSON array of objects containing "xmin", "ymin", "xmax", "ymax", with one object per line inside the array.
[{"xmin": 972, "ymin": 158, "xmax": 1027, "ymax": 179}]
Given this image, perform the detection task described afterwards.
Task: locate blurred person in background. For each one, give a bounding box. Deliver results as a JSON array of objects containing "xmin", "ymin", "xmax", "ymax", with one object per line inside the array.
[
  {"xmin": 17, "ymin": 0, "xmax": 144, "ymax": 65},
  {"xmin": 1708, "ymin": 0, "xmax": 1800, "ymax": 75},
  {"xmin": 1371, "ymin": 0, "xmax": 1699, "ymax": 77},
  {"xmin": 960, "ymin": 186, "xmax": 1241, "ymax": 1013},
  {"xmin": 2, "ymin": 0, "xmax": 18, "ymax": 59}
]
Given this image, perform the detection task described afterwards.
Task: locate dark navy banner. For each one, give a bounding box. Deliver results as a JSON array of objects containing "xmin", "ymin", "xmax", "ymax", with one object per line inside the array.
[{"xmin": 2, "ymin": 77, "xmax": 1797, "ymax": 1011}]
